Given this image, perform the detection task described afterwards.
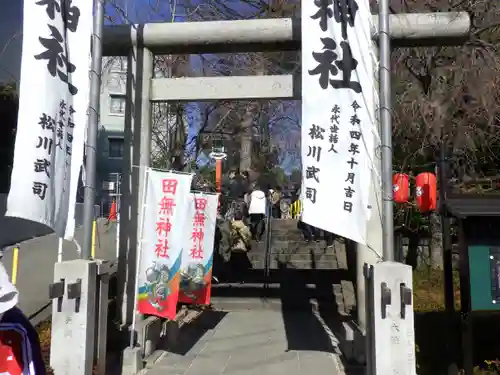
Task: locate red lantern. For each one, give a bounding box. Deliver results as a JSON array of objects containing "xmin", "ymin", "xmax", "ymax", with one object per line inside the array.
[
  {"xmin": 415, "ymin": 172, "xmax": 437, "ymax": 212},
  {"xmin": 393, "ymin": 173, "xmax": 409, "ymax": 203}
]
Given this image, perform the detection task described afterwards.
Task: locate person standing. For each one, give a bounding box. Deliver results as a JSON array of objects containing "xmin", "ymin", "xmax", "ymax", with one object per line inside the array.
[
  {"xmin": 229, "ymin": 211, "xmax": 252, "ymax": 283},
  {"xmin": 269, "ymin": 186, "xmax": 281, "ymax": 219},
  {"xmin": 324, "ymin": 231, "xmax": 335, "ymax": 247},
  {"xmin": 228, "ymin": 169, "xmax": 249, "ymax": 200},
  {"xmin": 290, "ymin": 187, "xmax": 301, "ymax": 219},
  {"xmin": 230, "ymin": 211, "xmax": 252, "ymax": 253},
  {"xmin": 247, "ymin": 183, "xmax": 267, "ymax": 241},
  {"xmin": 224, "ymin": 169, "xmax": 249, "ymax": 221},
  {"xmin": 295, "ymin": 186, "xmax": 321, "ymax": 242},
  {"xmin": 295, "ymin": 187, "xmax": 310, "ymax": 241}
]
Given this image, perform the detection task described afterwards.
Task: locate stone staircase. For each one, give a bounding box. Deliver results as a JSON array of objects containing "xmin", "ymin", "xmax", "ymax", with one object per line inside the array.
[{"xmin": 211, "ymin": 219, "xmax": 357, "ymax": 315}]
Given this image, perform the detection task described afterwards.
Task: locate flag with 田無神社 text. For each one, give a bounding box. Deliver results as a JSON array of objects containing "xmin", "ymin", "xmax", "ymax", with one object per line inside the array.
[
  {"xmin": 136, "ymin": 169, "xmax": 193, "ymax": 320},
  {"xmin": 178, "ymin": 192, "xmax": 219, "ymax": 305}
]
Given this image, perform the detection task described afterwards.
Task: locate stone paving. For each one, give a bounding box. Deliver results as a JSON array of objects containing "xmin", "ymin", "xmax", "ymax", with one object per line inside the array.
[{"xmin": 142, "ymin": 310, "xmax": 347, "ymax": 375}]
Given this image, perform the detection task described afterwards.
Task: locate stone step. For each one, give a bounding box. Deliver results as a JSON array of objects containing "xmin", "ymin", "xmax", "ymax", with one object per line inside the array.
[
  {"xmin": 246, "ymin": 256, "xmax": 340, "ymax": 270},
  {"xmin": 211, "ymin": 281, "xmax": 356, "ymax": 314},
  {"xmin": 211, "ymin": 283, "xmax": 335, "ymax": 295},
  {"xmin": 249, "ymin": 259, "xmax": 339, "ymax": 270},
  {"xmin": 269, "ymin": 240, "xmax": 344, "ymax": 254},
  {"xmin": 212, "ymin": 267, "xmax": 353, "ymax": 289},
  {"xmin": 247, "ymin": 251, "xmax": 338, "ymax": 262},
  {"xmin": 242, "ymin": 241, "xmax": 348, "ymax": 270},
  {"xmin": 270, "ymin": 230, "xmax": 341, "ymax": 242},
  {"xmin": 248, "ymin": 241, "xmax": 345, "ymax": 258},
  {"xmin": 269, "ymin": 218, "xmax": 299, "ymax": 230},
  {"xmin": 270, "ymin": 231, "xmax": 307, "ymax": 242},
  {"xmin": 269, "ymin": 220, "xmax": 301, "ymax": 230}
]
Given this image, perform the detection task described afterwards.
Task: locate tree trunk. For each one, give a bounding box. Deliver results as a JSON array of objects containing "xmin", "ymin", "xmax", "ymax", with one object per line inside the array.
[
  {"xmin": 239, "ymin": 56, "xmax": 266, "ymax": 173},
  {"xmin": 405, "ymin": 233, "xmax": 419, "ymax": 270},
  {"xmin": 429, "ymin": 212, "xmax": 444, "ymax": 269},
  {"xmin": 174, "ymin": 105, "xmax": 186, "ymax": 169},
  {"xmin": 239, "ymin": 103, "xmax": 256, "ymax": 173}
]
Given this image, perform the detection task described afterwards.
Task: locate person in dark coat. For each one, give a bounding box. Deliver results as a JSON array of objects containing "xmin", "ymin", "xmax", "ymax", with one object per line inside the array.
[{"xmin": 229, "ymin": 170, "xmax": 249, "ymax": 200}]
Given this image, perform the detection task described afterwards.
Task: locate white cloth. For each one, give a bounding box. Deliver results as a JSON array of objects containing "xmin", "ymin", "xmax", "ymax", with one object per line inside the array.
[
  {"xmin": 248, "ymin": 190, "xmax": 267, "ymax": 215},
  {"xmin": 0, "ymin": 262, "xmax": 18, "ymax": 314}
]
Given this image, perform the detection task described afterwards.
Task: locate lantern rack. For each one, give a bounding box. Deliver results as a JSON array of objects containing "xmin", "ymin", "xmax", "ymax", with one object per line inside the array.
[
  {"xmin": 444, "ymin": 193, "xmax": 500, "ymax": 218},
  {"xmin": 441, "ymin": 192, "xmax": 500, "ymax": 375},
  {"xmin": 440, "ymin": 152, "xmax": 500, "ymax": 375}
]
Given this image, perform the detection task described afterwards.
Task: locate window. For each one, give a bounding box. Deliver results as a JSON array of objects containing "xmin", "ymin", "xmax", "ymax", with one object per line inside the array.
[
  {"xmin": 110, "ymin": 58, "xmax": 127, "ymax": 72},
  {"xmin": 109, "ymin": 94, "xmax": 126, "ymax": 115},
  {"xmin": 108, "ymin": 138, "xmax": 124, "ymax": 158}
]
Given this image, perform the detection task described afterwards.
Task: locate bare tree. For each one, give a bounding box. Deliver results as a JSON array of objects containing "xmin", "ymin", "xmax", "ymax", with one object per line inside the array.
[
  {"xmin": 104, "ymin": 0, "xmax": 500, "ymax": 265},
  {"xmin": 391, "ymin": 0, "xmax": 500, "ymax": 268},
  {"xmin": 177, "ymin": 0, "xmax": 301, "ymax": 176}
]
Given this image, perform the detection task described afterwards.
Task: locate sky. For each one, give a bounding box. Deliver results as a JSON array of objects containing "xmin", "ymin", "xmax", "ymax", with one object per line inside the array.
[
  {"xmin": 0, "ymin": 0, "xmax": 261, "ymax": 83},
  {"xmin": 0, "ymin": 0, "xmax": 146, "ymax": 84},
  {"xmin": 0, "ymin": 0, "xmax": 161, "ymax": 84},
  {"xmin": 1, "ymin": 0, "xmax": 300, "ymax": 170},
  {"xmin": 0, "ymin": 0, "xmax": 22, "ymax": 84}
]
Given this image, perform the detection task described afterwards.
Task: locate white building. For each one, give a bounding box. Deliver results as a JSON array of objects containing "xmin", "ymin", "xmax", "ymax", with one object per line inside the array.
[
  {"xmin": 97, "ymin": 57, "xmax": 186, "ymax": 214},
  {"xmin": 96, "ymin": 57, "xmax": 127, "ymax": 213}
]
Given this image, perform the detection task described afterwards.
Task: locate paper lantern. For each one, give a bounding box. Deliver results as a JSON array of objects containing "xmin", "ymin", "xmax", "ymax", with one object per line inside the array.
[
  {"xmin": 415, "ymin": 172, "xmax": 437, "ymax": 212},
  {"xmin": 393, "ymin": 173, "xmax": 410, "ymax": 203}
]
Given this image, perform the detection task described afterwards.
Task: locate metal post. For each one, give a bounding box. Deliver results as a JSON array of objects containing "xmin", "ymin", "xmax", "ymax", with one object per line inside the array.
[
  {"xmin": 117, "ymin": 45, "xmax": 153, "ymax": 327},
  {"xmin": 355, "ymin": 26, "xmax": 385, "ymax": 339},
  {"xmin": 82, "ymin": 0, "xmax": 105, "ymax": 259},
  {"xmin": 439, "ymin": 140, "xmax": 455, "ymax": 312},
  {"xmin": 115, "ymin": 173, "xmax": 121, "ymax": 258},
  {"xmin": 130, "ymin": 45, "xmax": 153, "ymax": 329},
  {"xmin": 356, "ymin": 171, "xmax": 383, "ymax": 335},
  {"xmin": 378, "ymin": 0, "xmax": 394, "ymax": 261},
  {"xmin": 439, "ymin": 138, "xmax": 457, "ymax": 372}
]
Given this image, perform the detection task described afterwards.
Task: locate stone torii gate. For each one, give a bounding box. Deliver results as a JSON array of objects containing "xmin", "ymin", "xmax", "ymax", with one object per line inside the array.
[{"xmin": 99, "ymin": 13, "xmax": 470, "ymax": 371}]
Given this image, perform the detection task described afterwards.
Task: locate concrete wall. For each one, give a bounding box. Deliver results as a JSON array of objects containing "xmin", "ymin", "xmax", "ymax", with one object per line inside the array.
[{"xmin": 0, "ymin": 194, "xmax": 99, "ymax": 247}]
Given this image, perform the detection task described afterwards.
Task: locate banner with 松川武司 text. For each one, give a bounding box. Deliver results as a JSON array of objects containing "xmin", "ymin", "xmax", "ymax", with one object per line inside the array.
[
  {"xmin": 300, "ymin": 0, "xmax": 379, "ymax": 244},
  {"xmin": 6, "ymin": 0, "xmax": 92, "ymax": 241},
  {"xmin": 179, "ymin": 192, "xmax": 219, "ymax": 305},
  {"xmin": 136, "ymin": 168, "xmax": 193, "ymax": 320}
]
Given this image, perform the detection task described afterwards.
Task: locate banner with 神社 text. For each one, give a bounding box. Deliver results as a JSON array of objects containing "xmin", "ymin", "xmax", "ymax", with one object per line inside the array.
[
  {"xmin": 7, "ymin": 0, "xmax": 92, "ymax": 240},
  {"xmin": 136, "ymin": 169, "xmax": 193, "ymax": 320},
  {"xmin": 179, "ymin": 192, "xmax": 219, "ymax": 305},
  {"xmin": 300, "ymin": 0, "xmax": 379, "ymax": 244}
]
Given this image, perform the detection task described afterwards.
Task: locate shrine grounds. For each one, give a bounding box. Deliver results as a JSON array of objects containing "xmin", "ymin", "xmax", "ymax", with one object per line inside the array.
[{"xmin": 29, "ymin": 267, "xmax": 500, "ymax": 375}]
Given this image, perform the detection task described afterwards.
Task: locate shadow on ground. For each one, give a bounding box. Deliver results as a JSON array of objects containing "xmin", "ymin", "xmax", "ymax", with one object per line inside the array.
[
  {"xmin": 152, "ymin": 231, "xmax": 361, "ymax": 373},
  {"xmin": 414, "ymin": 311, "xmax": 500, "ymax": 375},
  {"xmin": 276, "ymin": 261, "xmax": 364, "ymax": 375},
  {"xmin": 211, "ymin": 254, "xmax": 362, "ymax": 374},
  {"xmin": 159, "ymin": 310, "xmax": 228, "ymax": 355}
]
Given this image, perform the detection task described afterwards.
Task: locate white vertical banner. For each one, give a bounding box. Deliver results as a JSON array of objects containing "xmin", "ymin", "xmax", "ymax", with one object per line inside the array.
[
  {"xmin": 7, "ymin": 0, "xmax": 92, "ymax": 240},
  {"xmin": 179, "ymin": 192, "xmax": 219, "ymax": 304},
  {"xmin": 136, "ymin": 169, "xmax": 193, "ymax": 319},
  {"xmin": 301, "ymin": 0, "xmax": 379, "ymax": 244}
]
